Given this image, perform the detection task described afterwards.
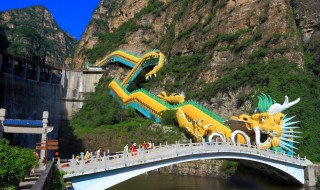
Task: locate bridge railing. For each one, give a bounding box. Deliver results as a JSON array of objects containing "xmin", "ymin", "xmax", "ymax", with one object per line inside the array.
[{"xmin": 57, "ymin": 141, "xmax": 309, "ymax": 177}]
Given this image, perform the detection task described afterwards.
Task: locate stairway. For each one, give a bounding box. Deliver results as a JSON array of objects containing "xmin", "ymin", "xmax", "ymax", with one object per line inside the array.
[{"xmin": 19, "ymin": 169, "xmax": 43, "ymax": 190}]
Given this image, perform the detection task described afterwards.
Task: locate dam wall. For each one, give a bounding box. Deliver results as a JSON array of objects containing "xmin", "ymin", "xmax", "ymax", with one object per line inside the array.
[
  {"xmin": 0, "ymin": 54, "xmax": 103, "ymax": 149},
  {"xmin": 61, "ymin": 70, "xmax": 103, "ymax": 120}
]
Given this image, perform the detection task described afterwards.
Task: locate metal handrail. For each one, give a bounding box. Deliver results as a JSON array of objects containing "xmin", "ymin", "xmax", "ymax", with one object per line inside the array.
[{"xmin": 31, "ymin": 161, "xmax": 55, "ymax": 190}]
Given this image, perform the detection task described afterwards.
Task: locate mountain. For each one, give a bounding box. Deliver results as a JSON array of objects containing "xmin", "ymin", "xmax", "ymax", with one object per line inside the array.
[
  {"xmin": 71, "ymin": 0, "xmax": 320, "ymax": 161},
  {"xmin": 0, "ymin": 6, "xmax": 77, "ymax": 68}
]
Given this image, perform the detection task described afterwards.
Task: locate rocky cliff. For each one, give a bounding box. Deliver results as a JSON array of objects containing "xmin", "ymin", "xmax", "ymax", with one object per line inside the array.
[
  {"xmin": 291, "ymin": 0, "xmax": 320, "ymax": 76},
  {"xmin": 0, "ymin": 6, "xmax": 77, "ymax": 68},
  {"xmin": 70, "ymin": 0, "xmax": 320, "ymax": 164},
  {"xmin": 74, "ymin": 0, "xmax": 308, "ymax": 117}
]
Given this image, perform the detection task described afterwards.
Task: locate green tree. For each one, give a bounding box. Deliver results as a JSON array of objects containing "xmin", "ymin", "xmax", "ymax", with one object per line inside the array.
[{"xmin": 0, "ymin": 139, "xmax": 38, "ymax": 188}]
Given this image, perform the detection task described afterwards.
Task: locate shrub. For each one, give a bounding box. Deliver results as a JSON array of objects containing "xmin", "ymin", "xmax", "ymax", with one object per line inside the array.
[
  {"xmin": 161, "ymin": 109, "xmax": 178, "ymax": 126},
  {"xmin": 0, "ymin": 139, "xmax": 38, "ymax": 188}
]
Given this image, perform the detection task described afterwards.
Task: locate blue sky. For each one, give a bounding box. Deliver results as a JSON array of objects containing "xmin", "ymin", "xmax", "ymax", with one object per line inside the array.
[{"xmin": 0, "ymin": 0, "xmax": 100, "ymax": 40}]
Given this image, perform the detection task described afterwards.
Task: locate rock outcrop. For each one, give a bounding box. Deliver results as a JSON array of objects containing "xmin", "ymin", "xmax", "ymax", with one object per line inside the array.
[
  {"xmin": 0, "ymin": 6, "xmax": 77, "ymax": 68},
  {"xmin": 73, "ymin": 0, "xmax": 307, "ymax": 117},
  {"xmin": 70, "ymin": 0, "xmax": 320, "ymax": 167}
]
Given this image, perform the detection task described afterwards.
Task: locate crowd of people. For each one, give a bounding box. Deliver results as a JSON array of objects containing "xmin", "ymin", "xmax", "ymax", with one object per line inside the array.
[
  {"xmin": 125, "ymin": 140, "xmax": 154, "ymax": 156},
  {"xmin": 72, "ymin": 140, "xmax": 155, "ymax": 164}
]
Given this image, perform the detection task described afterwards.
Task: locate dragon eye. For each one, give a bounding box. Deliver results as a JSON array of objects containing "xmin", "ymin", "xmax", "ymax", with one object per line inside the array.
[{"xmin": 260, "ymin": 118, "xmax": 265, "ymax": 123}]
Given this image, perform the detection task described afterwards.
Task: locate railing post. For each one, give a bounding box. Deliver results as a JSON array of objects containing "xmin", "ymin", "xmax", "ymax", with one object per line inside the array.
[
  {"xmin": 175, "ymin": 141, "xmax": 178, "ymax": 155},
  {"xmin": 71, "ymin": 154, "xmax": 74, "ymax": 168},
  {"xmin": 202, "ymin": 138, "xmax": 206, "ymax": 152},
  {"xmin": 57, "ymin": 157, "xmax": 61, "ymax": 167},
  {"xmin": 123, "ymin": 148, "xmax": 126, "ymax": 166},
  {"xmin": 159, "ymin": 143, "xmax": 162, "ymax": 159},
  {"xmin": 190, "ymin": 139, "xmax": 192, "ymax": 152},
  {"xmin": 103, "ymin": 152, "xmax": 106, "ymax": 169},
  {"xmin": 107, "ymin": 149, "xmax": 110, "ymax": 166},
  {"xmin": 81, "ymin": 154, "xmax": 84, "ymax": 174},
  {"xmin": 142, "ymin": 147, "xmax": 145, "ymax": 162}
]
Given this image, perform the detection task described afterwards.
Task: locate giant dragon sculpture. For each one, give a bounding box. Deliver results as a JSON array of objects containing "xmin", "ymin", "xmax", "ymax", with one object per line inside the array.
[
  {"xmin": 176, "ymin": 93, "xmax": 301, "ymax": 155},
  {"xmin": 93, "ymin": 49, "xmax": 302, "ymax": 155}
]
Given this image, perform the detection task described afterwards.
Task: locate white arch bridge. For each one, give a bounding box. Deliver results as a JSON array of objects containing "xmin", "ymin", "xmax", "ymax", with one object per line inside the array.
[{"xmin": 57, "ymin": 141, "xmax": 315, "ymax": 190}]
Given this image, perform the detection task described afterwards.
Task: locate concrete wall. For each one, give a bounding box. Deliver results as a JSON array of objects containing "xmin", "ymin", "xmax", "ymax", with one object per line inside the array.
[
  {"xmin": 0, "ymin": 73, "xmax": 64, "ymax": 147},
  {"xmin": 61, "ymin": 70, "xmax": 102, "ymax": 120},
  {"xmin": 0, "ymin": 55, "xmax": 103, "ymax": 150}
]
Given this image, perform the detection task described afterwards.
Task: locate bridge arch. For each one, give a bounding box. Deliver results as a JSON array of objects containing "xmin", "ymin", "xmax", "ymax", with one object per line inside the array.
[
  {"xmin": 70, "ymin": 153, "xmax": 304, "ymax": 190},
  {"xmin": 61, "ymin": 143, "xmax": 309, "ymax": 190}
]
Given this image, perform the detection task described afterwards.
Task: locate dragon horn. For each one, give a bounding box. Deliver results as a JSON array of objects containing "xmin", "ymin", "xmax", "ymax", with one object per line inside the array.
[
  {"xmin": 282, "ymin": 97, "xmax": 300, "ymax": 111},
  {"xmin": 268, "ymin": 96, "xmax": 300, "ymax": 115}
]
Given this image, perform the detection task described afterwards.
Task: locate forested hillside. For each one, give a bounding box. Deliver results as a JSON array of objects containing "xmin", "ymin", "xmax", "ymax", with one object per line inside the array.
[{"xmin": 0, "ymin": 6, "xmax": 77, "ymax": 68}]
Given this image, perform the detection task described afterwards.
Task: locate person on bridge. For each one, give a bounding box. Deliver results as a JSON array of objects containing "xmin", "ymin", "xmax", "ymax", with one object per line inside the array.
[
  {"xmin": 142, "ymin": 141, "xmax": 148, "ymax": 149},
  {"xmin": 84, "ymin": 151, "xmax": 91, "ymax": 160},
  {"xmin": 131, "ymin": 143, "xmax": 137, "ymax": 156},
  {"xmin": 148, "ymin": 140, "xmax": 153, "ymax": 149},
  {"xmin": 54, "ymin": 151, "xmax": 59, "ymax": 163},
  {"xmin": 75, "ymin": 155, "xmax": 80, "ymax": 165},
  {"xmin": 95, "ymin": 148, "xmax": 101, "ymax": 158}
]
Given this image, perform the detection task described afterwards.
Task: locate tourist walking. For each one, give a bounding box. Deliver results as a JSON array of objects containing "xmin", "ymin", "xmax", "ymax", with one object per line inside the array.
[
  {"xmin": 148, "ymin": 140, "xmax": 153, "ymax": 149},
  {"xmin": 131, "ymin": 142, "xmax": 137, "ymax": 156},
  {"xmin": 84, "ymin": 151, "xmax": 91, "ymax": 160},
  {"xmin": 95, "ymin": 148, "xmax": 101, "ymax": 158},
  {"xmin": 142, "ymin": 141, "xmax": 148, "ymax": 149}
]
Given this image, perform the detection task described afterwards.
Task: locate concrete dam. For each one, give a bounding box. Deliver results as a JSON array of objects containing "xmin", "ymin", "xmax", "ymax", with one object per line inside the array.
[{"xmin": 0, "ymin": 54, "xmax": 102, "ymax": 155}]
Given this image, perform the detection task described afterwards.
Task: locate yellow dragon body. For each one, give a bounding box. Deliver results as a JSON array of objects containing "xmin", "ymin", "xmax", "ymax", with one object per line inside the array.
[{"xmin": 93, "ymin": 50, "xmax": 301, "ymax": 155}]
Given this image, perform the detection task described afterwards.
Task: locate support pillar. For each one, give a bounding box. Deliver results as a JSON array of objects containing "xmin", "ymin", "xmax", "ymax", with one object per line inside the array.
[
  {"xmin": 0, "ymin": 109, "xmax": 6, "ymax": 139},
  {"xmin": 23, "ymin": 63, "xmax": 27, "ymax": 79},
  {"xmin": 9, "ymin": 58, "xmax": 14, "ymax": 75},
  {"xmin": 0, "ymin": 53, "xmax": 3, "ymax": 73},
  {"xmin": 304, "ymin": 165, "xmax": 317, "ymax": 186},
  {"xmin": 40, "ymin": 111, "xmax": 49, "ymax": 165},
  {"xmin": 37, "ymin": 65, "xmax": 41, "ymax": 82},
  {"xmin": 49, "ymin": 68, "xmax": 53, "ymax": 83}
]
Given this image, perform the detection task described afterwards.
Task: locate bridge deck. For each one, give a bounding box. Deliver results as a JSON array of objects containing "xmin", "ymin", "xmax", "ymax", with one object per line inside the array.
[{"xmin": 58, "ymin": 141, "xmax": 310, "ymax": 179}]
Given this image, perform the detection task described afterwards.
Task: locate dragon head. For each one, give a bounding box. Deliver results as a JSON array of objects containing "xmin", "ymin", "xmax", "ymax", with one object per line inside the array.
[{"xmin": 227, "ymin": 94, "xmax": 301, "ymax": 154}]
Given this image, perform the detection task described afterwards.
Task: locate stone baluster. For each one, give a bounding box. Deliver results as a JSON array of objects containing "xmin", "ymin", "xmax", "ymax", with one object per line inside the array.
[
  {"xmin": 175, "ymin": 141, "xmax": 178, "ymax": 155},
  {"xmin": 40, "ymin": 111, "xmax": 49, "ymax": 165},
  {"xmin": 71, "ymin": 154, "xmax": 75, "ymax": 168},
  {"xmin": 123, "ymin": 148, "xmax": 126, "ymax": 166},
  {"xmin": 142, "ymin": 147, "xmax": 145, "ymax": 162},
  {"xmin": 103, "ymin": 152, "xmax": 106, "ymax": 168},
  {"xmin": 81, "ymin": 154, "xmax": 84, "ymax": 174},
  {"xmin": 159, "ymin": 143, "xmax": 162, "ymax": 159}
]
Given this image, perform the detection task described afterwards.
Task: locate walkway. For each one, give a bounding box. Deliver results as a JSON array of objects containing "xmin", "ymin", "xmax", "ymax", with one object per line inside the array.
[{"xmin": 57, "ymin": 141, "xmax": 313, "ymax": 190}]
